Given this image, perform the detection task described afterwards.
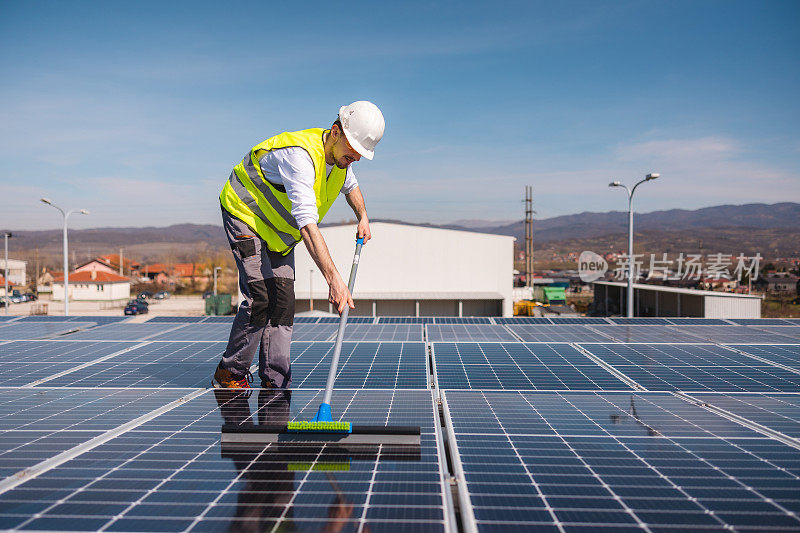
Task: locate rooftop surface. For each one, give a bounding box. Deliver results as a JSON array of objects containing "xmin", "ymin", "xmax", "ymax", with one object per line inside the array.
[{"xmin": 0, "ymin": 315, "xmax": 798, "ymax": 531}]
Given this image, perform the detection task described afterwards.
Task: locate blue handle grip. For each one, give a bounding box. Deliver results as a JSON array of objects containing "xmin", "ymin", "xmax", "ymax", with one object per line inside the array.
[{"xmin": 356, "ymin": 237, "xmax": 365, "ymax": 245}]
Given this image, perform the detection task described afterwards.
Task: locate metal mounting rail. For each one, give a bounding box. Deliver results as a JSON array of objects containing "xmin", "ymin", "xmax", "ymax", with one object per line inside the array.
[
  {"xmin": 570, "ymin": 343, "xmax": 648, "ymax": 391},
  {"xmin": 720, "ymin": 345, "xmax": 800, "ymax": 376},
  {"xmin": 675, "ymin": 391, "xmax": 800, "ymax": 451},
  {"xmin": 23, "ymin": 340, "xmax": 153, "ymax": 387}
]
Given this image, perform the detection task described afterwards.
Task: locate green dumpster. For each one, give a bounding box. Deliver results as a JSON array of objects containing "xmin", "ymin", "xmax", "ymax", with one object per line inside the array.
[{"xmin": 205, "ymin": 294, "xmax": 232, "ymax": 316}]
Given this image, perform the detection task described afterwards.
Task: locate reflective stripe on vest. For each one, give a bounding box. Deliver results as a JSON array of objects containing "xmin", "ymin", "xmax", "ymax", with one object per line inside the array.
[{"xmin": 219, "ymin": 128, "xmax": 348, "ymax": 255}]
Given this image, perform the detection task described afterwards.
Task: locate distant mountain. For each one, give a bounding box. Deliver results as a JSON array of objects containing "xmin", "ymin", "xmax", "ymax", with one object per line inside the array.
[
  {"xmin": 439, "ymin": 202, "xmax": 800, "ymax": 244},
  {"xmin": 5, "ymin": 203, "xmax": 799, "ymax": 266}
]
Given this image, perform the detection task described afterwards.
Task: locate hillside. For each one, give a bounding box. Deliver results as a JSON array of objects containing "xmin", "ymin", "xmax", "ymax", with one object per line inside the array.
[{"xmin": 4, "ymin": 203, "xmax": 799, "ymax": 268}]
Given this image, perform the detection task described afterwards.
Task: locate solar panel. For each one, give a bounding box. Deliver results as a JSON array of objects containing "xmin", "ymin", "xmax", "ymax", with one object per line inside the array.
[
  {"xmin": 608, "ymin": 317, "xmax": 672, "ymax": 325},
  {"xmin": 293, "ymin": 316, "xmax": 320, "ymax": 323},
  {"xmin": 0, "ymin": 316, "xmax": 20, "ymax": 322},
  {"xmin": 378, "ymin": 316, "xmax": 435, "ymax": 324},
  {"xmin": 59, "ymin": 322, "xmax": 188, "ymax": 341},
  {"xmin": 0, "ymin": 389, "xmax": 451, "ymax": 532},
  {"xmin": 145, "ymin": 316, "xmax": 207, "ymax": 323},
  {"xmin": 146, "ymin": 323, "xmax": 233, "ymax": 342},
  {"xmin": 579, "ymin": 343, "xmax": 800, "ymax": 392},
  {"xmin": 434, "ymin": 317, "xmax": 492, "ymax": 324},
  {"xmin": 316, "ymin": 316, "xmax": 375, "ymax": 324},
  {"xmin": 547, "ymin": 317, "xmax": 610, "ymax": 325},
  {"xmin": 589, "ymin": 324, "xmax": 707, "ymax": 343},
  {"xmin": 16, "ymin": 316, "xmax": 130, "ymax": 326},
  {"xmin": 426, "ymin": 325, "xmax": 519, "ymax": 342},
  {"xmin": 672, "ymin": 325, "xmax": 800, "ymax": 344},
  {"xmin": 341, "ymin": 324, "xmax": 424, "ymax": 342},
  {"xmin": 0, "ymin": 387, "xmax": 189, "ymax": 477},
  {"xmin": 290, "ymin": 342, "xmax": 428, "ymax": 389},
  {"xmin": 0, "ymin": 340, "xmax": 139, "ymax": 387},
  {"xmin": 0, "ymin": 340, "xmax": 138, "ymax": 364},
  {"xmin": 687, "ymin": 392, "xmax": 800, "ymax": 440},
  {"xmin": 726, "ymin": 344, "xmax": 800, "ymax": 372},
  {"xmin": 665, "ymin": 318, "xmax": 732, "ymax": 325},
  {"xmin": 782, "ymin": 318, "xmax": 800, "ymax": 325},
  {"xmin": 506, "ymin": 325, "xmax": 614, "ymax": 343},
  {"xmin": 0, "ymin": 321, "xmax": 97, "ymax": 341},
  {"xmin": 201, "ymin": 315, "xmax": 236, "ymax": 323},
  {"xmin": 442, "ymin": 390, "xmax": 800, "ymax": 531},
  {"xmin": 432, "ymin": 343, "xmax": 632, "ymax": 390},
  {"xmin": 744, "ymin": 325, "xmax": 800, "ymax": 341},
  {"xmin": 493, "ymin": 317, "xmax": 552, "ymax": 324},
  {"xmin": 3, "ymin": 310, "xmax": 800, "ymax": 533},
  {"xmin": 40, "ymin": 342, "xmax": 226, "ymax": 388},
  {"xmin": 291, "ymin": 323, "xmax": 337, "ymax": 341},
  {"xmin": 728, "ymin": 318, "xmax": 794, "ymax": 326}
]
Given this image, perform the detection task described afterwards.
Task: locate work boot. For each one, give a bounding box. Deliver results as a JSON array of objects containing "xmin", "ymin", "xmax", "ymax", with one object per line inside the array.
[{"xmin": 212, "ymin": 363, "xmax": 253, "ymax": 389}]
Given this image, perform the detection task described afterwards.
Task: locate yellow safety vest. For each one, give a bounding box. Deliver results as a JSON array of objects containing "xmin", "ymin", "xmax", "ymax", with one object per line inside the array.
[{"xmin": 219, "ymin": 128, "xmax": 347, "ymax": 255}]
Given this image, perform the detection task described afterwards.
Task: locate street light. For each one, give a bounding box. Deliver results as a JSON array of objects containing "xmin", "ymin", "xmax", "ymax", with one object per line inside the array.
[
  {"xmin": 609, "ymin": 173, "xmax": 660, "ymax": 317},
  {"xmin": 213, "ymin": 266, "xmax": 222, "ymax": 296},
  {"xmin": 3, "ymin": 232, "xmax": 11, "ymax": 315},
  {"xmin": 40, "ymin": 198, "xmax": 89, "ymax": 316}
]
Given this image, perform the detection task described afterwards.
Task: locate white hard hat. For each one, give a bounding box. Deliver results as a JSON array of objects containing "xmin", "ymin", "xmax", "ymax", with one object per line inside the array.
[{"xmin": 338, "ymin": 101, "xmax": 385, "ymax": 160}]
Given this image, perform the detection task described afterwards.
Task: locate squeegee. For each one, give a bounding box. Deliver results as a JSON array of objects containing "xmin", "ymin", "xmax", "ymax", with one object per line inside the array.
[{"xmin": 221, "ymin": 237, "xmax": 421, "ymax": 446}]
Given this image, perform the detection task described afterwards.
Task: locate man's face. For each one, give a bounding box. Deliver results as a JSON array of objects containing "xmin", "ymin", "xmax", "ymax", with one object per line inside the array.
[{"xmin": 331, "ymin": 126, "xmax": 362, "ymax": 169}]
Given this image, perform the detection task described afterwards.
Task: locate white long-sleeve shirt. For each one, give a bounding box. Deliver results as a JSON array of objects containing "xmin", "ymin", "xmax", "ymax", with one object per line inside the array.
[{"xmin": 258, "ymin": 147, "xmax": 358, "ymax": 229}]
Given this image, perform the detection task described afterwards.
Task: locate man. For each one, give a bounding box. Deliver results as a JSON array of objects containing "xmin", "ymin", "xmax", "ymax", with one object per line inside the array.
[{"xmin": 213, "ymin": 101, "xmax": 385, "ymax": 389}]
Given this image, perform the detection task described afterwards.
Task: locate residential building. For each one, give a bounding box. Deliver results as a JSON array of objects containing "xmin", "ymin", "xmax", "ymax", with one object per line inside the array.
[
  {"xmin": 51, "ymin": 271, "xmax": 131, "ymax": 301},
  {"xmin": 0, "ymin": 259, "xmax": 27, "ymax": 286}
]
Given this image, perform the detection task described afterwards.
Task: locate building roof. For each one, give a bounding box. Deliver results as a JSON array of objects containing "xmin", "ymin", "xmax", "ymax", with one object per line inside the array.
[
  {"xmin": 322, "ymin": 221, "xmax": 517, "ymax": 241},
  {"xmin": 100, "ymin": 254, "xmax": 138, "ymax": 269},
  {"xmin": 593, "ymin": 280, "xmax": 762, "ymax": 299},
  {"xmin": 53, "ymin": 271, "xmax": 130, "ymax": 283},
  {"xmin": 295, "ymin": 291, "xmax": 506, "ymax": 300},
  {"xmin": 75, "ymin": 258, "xmax": 115, "ymax": 270},
  {"xmin": 173, "ymin": 263, "xmax": 202, "ymax": 277}
]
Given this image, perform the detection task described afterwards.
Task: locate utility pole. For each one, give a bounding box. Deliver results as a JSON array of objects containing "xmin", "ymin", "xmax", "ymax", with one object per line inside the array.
[
  {"xmin": 524, "ymin": 186, "xmax": 533, "ymax": 289},
  {"xmin": 34, "ymin": 248, "xmax": 39, "ymax": 296},
  {"xmin": 3, "ymin": 233, "xmax": 11, "ymax": 316}
]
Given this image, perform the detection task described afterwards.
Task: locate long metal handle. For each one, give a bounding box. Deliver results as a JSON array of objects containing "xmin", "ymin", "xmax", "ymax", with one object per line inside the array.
[{"xmin": 322, "ymin": 238, "xmax": 364, "ymax": 405}]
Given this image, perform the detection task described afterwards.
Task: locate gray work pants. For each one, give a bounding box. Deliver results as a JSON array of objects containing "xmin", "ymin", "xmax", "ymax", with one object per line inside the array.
[{"xmin": 219, "ymin": 207, "xmax": 295, "ymax": 387}]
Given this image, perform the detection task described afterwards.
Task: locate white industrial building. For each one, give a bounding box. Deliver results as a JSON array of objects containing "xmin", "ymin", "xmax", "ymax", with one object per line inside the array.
[
  {"xmin": 593, "ymin": 281, "xmax": 762, "ymax": 319},
  {"xmin": 293, "ymin": 222, "xmax": 515, "ymax": 317}
]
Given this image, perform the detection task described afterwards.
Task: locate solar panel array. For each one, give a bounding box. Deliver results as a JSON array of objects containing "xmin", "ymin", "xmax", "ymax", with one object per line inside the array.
[{"xmin": 0, "ymin": 314, "xmax": 798, "ymax": 532}]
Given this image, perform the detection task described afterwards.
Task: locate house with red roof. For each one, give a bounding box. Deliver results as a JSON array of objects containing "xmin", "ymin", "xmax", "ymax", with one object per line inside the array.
[{"xmin": 51, "ymin": 270, "xmax": 131, "ymax": 302}]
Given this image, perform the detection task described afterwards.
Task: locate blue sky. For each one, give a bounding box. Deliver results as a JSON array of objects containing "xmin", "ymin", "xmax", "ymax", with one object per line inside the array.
[{"xmin": 1, "ymin": 0, "xmax": 798, "ymax": 230}]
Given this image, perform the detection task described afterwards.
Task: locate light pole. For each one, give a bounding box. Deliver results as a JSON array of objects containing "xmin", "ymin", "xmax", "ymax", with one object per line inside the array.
[
  {"xmin": 609, "ymin": 173, "xmax": 659, "ymax": 317},
  {"xmin": 40, "ymin": 199, "xmax": 89, "ymax": 316},
  {"xmin": 213, "ymin": 266, "xmax": 222, "ymax": 296},
  {"xmin": 3, "ymin": 232, "xmax": 11, "ymax": 315}
]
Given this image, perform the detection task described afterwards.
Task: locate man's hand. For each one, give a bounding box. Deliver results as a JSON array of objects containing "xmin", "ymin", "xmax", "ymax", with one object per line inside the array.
[
  {"xmin": 356, "ymin": 217, "xmax": 371, "ymax": 243},
  {"xmin": 329, "ymin": 274, "xmax": 355, "ymax": 314}
]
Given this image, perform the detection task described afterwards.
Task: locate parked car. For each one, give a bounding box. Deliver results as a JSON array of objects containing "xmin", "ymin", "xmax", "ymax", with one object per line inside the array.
[
  {"xmin": 9, "ymin": 295, "xmax": 22, "ymax": 304},
  {"xmin": 153, "ymin": 291, "xmax": 170, "ymax": 300},
  {"xmin": 23, "ymin": 293, "xmax": 37, "ymax": 301},
  {"xmin": 124, "ymin": 299, "xmax": 149, "ymax": 315}
]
